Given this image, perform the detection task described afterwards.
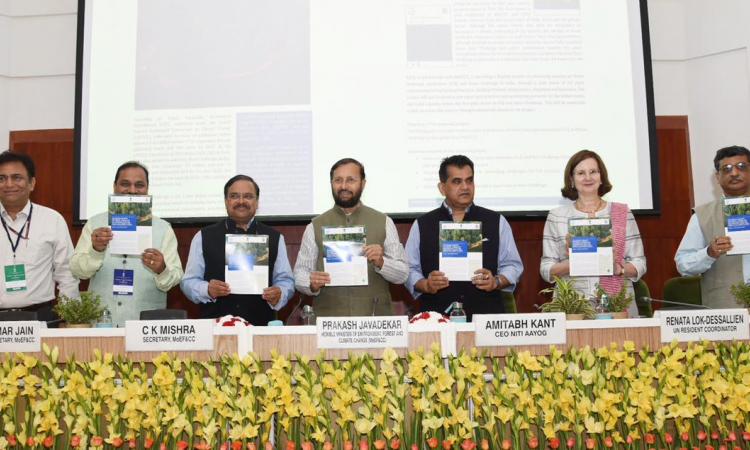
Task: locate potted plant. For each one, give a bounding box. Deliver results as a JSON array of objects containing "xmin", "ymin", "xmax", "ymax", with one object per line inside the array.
[
  {"xmin": 595, "ymin": 283, "xmax": 634, "ymax": 319},
  {"xmin": 729, "ymin": 281, "xmax": 750, "ymax": 311},
  {"xmin": 54, "ymin": 292, "xmax": 105, "ymax": 328},
  {"xmin": 539, "ymin": 276, "xmax": 596, "ymax": 319}
]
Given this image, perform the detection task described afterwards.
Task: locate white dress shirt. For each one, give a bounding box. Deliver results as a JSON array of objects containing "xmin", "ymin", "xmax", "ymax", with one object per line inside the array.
[{"xmin": 0, "ymin": 201, "xmax": 79, "ymax": 308}]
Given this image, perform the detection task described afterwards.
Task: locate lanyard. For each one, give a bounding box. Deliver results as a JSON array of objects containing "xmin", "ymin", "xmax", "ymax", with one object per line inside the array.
[{"xmin": 1, "ymin": 204, "xmax": 33, "ymax": 258}]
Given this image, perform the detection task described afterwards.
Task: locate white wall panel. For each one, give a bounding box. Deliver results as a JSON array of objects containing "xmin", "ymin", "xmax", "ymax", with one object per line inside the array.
[
  {"xmin": 684, "ymin": 0, "xmax": 750, "ymax": 58},
  {"xmin": 9, "ymin": 14, "xmax": 76, "ymax": 76},
  {"xmin": 686, "ymin": 49, "xmax": 750, "ymax": 206},
  {"xmin": 0, "ymin": 78, "xmax": 8, "ymax": 148},
  {"xmin": 7, "ymin": 75, "xmax": 75, "ymax": 131},
  {"xmin": 648, "ymin": 0, "xmax": 687, "ymax": 60},
  {"xmin": 0, "ymin": 1, "xmax": 77, "ymax": 144},
  {"xmin": 651, "ymin": 61, "xmax": 688, "ymax": 115},
  {"xmin": 0, "ymin": 15, "xmax": 9, "ymax": 75},
  {"xmin": 8, "ymin": 0, "xmax": 75, "ymax": 16},
  {"xmin": 0, "ymin": 13, "xmax": 9, "ymax": 145}
]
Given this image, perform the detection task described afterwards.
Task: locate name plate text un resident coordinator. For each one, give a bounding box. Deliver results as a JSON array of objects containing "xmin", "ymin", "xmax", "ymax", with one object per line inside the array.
[
  {"xmin": 317, "ymin": 316, "xmax": 408, "ymax": 349},
  {"xmin": 125, "ymin": 319, "xmax": 215, "ymax": 352},
  {"xmin": 658, "ymin": 309, "xmax": 749, "ymax": 343},
  {"xmin": 0, "ymin": 321, "xmax": 41, "ymax": 352},
  {"xmin": 473, "ymin": 313, "xmax": 566, "ymax": 347}
]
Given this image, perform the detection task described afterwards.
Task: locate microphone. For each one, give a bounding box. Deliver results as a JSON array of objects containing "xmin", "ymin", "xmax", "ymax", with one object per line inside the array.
[
  {"xmin": 287, "ymin": 299, "xmax": 304, "ymax": 325},
  {"xmin": 640, "ymin": 296, "xmax": 711, "ymax": 310}
]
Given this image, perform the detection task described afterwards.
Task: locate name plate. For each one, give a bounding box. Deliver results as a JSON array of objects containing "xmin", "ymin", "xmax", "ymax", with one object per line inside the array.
[
  {"xmin": 657, "ymin": 309, "xmax": 750, "ymax": 343},
  {"xmin": 125, "ymin": 319, "xmax": 214, "ymax": 352},
  {"xmin": 317, "ymin": 316, "xmax": 408, "ymax": 349},
  {"xmin": 473, "ymin": 313, "xmax": 566, "ymax": 346},
  {"xmin": 0, "ymin": 321, "xmax": 41, "ymax": 352}
]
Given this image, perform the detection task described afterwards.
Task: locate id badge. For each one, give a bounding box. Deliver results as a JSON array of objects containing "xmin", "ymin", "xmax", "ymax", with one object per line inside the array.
[
  {"xmin": 4, "ymin": 264, "xmax": 27, "ymax": 292},
  {"xmin": 113, "ymin": 269, "xmax": 134, "ymax": 296}
]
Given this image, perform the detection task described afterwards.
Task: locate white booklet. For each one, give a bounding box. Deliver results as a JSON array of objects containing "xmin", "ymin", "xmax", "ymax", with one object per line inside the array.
[
  {"xmin": 439, "ymin": 221, "xmax": 483, "ymax": 281},
  {"xmin": 108, "ymin": 195, "xmax": 152, "ymax": 255},
  {"xmin": 322, "ymin": 226, "xmax": 368, "ymax": 286},
  {"xmin": 224, "ymin": 234, "xmax": 270, "ymax": 295},
  {"xmin": 724, "ymin": 196, "xmax": 750, "ymax": 255},
  {"xmin": 568, "ymin": 217, "xmax": 613, "ymax": 276}
]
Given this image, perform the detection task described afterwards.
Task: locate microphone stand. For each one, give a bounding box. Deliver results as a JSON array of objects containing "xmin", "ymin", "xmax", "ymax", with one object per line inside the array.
[{"xmin": 640, "ymin": 296, "xmax": 711, "ymax": 310}]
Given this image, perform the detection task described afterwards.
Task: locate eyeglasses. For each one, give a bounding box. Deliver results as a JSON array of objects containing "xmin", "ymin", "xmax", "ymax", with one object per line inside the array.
[
  {"xmin": 573, "ymin": 169, "xmax": 600, "ymax": 177},
  {"xmin": 719, "ymin": 162, "xmax": 749, "ymax": 174},
  {"xmin": 0, "ymin": 174, "xmax": 27, "ymax": 184},
  {"xmin": 227, "ymin": 193, "xmax": 256, "ymax": 201}
]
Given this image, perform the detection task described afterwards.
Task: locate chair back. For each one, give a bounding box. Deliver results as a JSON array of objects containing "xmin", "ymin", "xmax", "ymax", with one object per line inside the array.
[
  {"xmin": 501, "ymin": 291, "xmax": 517, "ymax": 314},
  {"xmin": 633, "ymin": 279, "xmax": 652, "ymax": 317},
  {"xmin": 662, "ymin": 276, "xmax": 702, "ymax": 308},
  {"xmin": 0, "ymin": 310, "xmax": 38, "ymax": 321}
]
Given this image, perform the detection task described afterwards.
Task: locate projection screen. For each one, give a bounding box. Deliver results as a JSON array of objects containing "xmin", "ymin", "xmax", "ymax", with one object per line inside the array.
[{"xmin": 75, "ymin": 0, "xmax": 658, "ymax": 222}]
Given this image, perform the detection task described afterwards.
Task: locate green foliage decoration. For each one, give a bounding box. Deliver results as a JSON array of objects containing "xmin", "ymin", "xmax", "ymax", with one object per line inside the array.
[
  {"xmin": 53, "ymin": 291, "xmax": 105, "ymax": 325},
  {"xmin": 539, "ymin": 276, "xmax": 596, "ymax": 318}
]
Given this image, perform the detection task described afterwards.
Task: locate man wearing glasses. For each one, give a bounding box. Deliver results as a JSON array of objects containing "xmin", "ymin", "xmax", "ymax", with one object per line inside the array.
[
  {"xmin": 0, "ymin": 151, "xmax": 78, "ymax": 324},
  {"xmin": 181, "ymin": 175, "xmax": 294, "ymax": 325},
  {"xmin": 294, "ymin": 158, "xmax": 408, "ymax": 316},
  {"xmin": 675, "ymin": 145, "xmax": 750, "ymax": 308}
]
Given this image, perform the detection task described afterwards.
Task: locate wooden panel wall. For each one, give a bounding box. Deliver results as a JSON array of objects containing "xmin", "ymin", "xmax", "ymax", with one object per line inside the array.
[{"xmin": 8, "ymin": 117, "xmax": 693, "ymax": 316}]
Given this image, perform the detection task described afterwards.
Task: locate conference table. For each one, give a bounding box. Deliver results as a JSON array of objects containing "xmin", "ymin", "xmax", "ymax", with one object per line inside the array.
[
  {"xmin": 15, "ymin": 318, "xmax": 666, "ymax": 362},
  {"xmin": 3, "ymin": 315, "xmax": 747, "ymax": 450}
]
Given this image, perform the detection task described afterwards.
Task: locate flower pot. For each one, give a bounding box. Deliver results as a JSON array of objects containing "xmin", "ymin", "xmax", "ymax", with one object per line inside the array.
[
  {"xmin": 611, "ymin": 311, "xmax": 628, "ymax": 319},
  {"xmin": 61, "ymin": 323, "xmax": 93, "ymax": 328},
  {"xmin": 566, "ymin": 313, "xmax": 585, "ymax": 320}
]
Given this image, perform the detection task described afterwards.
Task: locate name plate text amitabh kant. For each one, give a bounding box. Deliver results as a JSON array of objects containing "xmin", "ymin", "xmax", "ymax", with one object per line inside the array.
[
  {"xmin": 0, "ymin": 321, "xmax": 40, "ymax": 352},
  {"xmin": 317, "ymin": 316, "xmax": 408, "ymax": 349},
  {"xmin": 125, "ymin": 319, "xmax": 214, "ymax": 352},
  {"xmin": 473, "ymin": 313, "xmax": 566, "ymax": 346},
  {"xmin": 657, "ymin": 309, "xmax": 749, "ymax": 343}
]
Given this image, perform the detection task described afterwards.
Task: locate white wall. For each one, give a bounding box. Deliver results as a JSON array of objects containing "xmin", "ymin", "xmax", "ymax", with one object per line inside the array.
[
  {"xmin": 1, "ymin": 0, "xmax": 749, "ymax": 208},
  {"xmin": 0, "ymin": 0, "xmax": 76, "ymax": 147},
  {"xmin": 649, "ymin": 0, "xmax": 750, "ymax": 207}
]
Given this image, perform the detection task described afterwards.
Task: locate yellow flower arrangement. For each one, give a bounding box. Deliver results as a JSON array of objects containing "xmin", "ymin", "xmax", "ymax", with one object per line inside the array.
[{"xmin": 0, "ymin": 341, "xmax": 748, "ymax": 449}]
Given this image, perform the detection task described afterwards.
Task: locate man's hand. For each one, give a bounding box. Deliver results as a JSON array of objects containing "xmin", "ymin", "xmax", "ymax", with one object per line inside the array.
[
  {"xmin": 708, "ymin": 236, "xmax": 733, "ymax": 258},
  {"xmin": 363, "ymin": 244, "xmax": 385, "ymax": 268},
  {"xmin": 472, "ymin": 268, "xmax": 498, "ymax": 292},
  {"xmin": 207, "ymin": 279, "xmax": 231, "ymax": 299},
  {"xmin": 418, "ymin": 270, "xmax": 449, "ymax": 294},
  {"xmin": 262, "ymin": 286, "xmax": 282, "ymax": 307},
  {"xmin": 309, "ymin": 271, "xmax": 331, "ymax": 293},
  {"xmin": 91, "ymin": 227, "xmax": 113, "ymax": 252},
  {"xmin": 550, "ymin": 260, "xmax": 570, "ymax": 278},
  {"xmin": 141, "ymin": 248, "xmax": 166, "ymax": 274}
]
